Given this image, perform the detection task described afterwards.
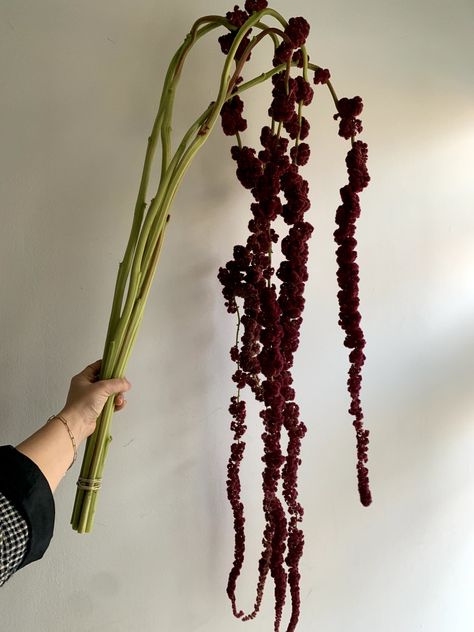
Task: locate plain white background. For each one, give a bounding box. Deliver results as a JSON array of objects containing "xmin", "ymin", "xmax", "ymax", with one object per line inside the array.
[{"xmin": 0, "ymin": 1, "xmax": 473, "ymax": 630}]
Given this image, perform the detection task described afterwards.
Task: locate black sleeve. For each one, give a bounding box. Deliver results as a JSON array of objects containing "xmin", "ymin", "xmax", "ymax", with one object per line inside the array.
[{"xmin": 0, "ymin": 445, "xmax": 55, "ymax": 569}]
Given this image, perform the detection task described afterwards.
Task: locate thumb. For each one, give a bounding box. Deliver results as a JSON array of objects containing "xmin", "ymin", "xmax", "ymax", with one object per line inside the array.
[{"xmin": 97, "ymin": 377, "xmax": 132, "ymax": 397}]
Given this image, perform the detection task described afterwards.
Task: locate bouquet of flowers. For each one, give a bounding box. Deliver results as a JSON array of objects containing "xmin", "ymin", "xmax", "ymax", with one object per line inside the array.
[{"xmin": 71, "ymin": 3, "xmax": 372, "ymax": 630}]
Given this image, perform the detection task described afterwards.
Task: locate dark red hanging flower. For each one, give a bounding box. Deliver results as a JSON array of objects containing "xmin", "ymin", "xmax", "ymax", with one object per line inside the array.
[
  {"xmin": 333, "ymin": 140, "xmax": 372, "ymax": 506},
  {"xmin": 346, "ymin": 140, "xmax": 370, "ymax": 192},
  {"xmin": 283, "ymin": 112, "xmax": 310, "ymax": 141},
  {"xmin": 273, "ymin": 41, "xmax": 294, "ymax": 67},
  {"xmin": 226, "ymin": 5, "xmax": 249, "ymax": 27},
  {"xmin": 218, "ymin": 31, "xmax": 253, "ymax": 60},
  {"xmin": 290, "ymin": 143, "xmax": 310, "ymax": 166},
  {"xmin": 215, "ymin": 8, "xmax": 372, "ymax": 631},
  {"xmin": 292, "ymin": 49, "xmax": 307, "ymax": 68},
  {"xmin": 313, "ymin": 67, "xmax": 331, "ymax": 84},
  {"xmin": 295, "ymin": 76, "xmax": 314, "ymax": 106},
  {"xmin": 334, "ymin": 96, "xmax": 364, "ymax": 139},
  {"xmin": 231, "ymin": 146, "xmax": 263, "ymax": 189},
  {"xmin": 245, "ymin": 0, "xmax": 268, "ymax": 12},
  {"xmin": 285, "ymin": 17, "xmax": 310, "ymax": 48},
  {"xmin": 269, "ymin": 75, "xmax": 297, "ymax": 123},
  {"xmin": 220, "ymin": 95, "xmax": 248, "ymax": 136}
]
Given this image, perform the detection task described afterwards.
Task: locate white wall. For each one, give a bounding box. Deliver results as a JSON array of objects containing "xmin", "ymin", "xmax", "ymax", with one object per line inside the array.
[{"xmin": 1, "ymin": 1, "xmax": 473, "ymax": 630}]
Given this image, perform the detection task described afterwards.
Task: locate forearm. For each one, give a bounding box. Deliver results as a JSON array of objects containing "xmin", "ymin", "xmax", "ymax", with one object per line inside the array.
[{"xmin": 15, "ymin": 411, "xmax": 85, "ymax": 495}]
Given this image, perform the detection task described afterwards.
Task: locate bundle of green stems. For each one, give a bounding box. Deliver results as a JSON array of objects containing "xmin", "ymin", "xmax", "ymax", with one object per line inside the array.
[{"xmin": 71, "ymin": 7, "xmax": 325, "ymax": 533}]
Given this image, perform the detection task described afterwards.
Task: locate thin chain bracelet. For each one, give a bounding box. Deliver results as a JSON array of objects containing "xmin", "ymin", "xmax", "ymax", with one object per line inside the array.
[{"xmin": 47, "ymin": 414, "xmax": 77, "ymax": 470}]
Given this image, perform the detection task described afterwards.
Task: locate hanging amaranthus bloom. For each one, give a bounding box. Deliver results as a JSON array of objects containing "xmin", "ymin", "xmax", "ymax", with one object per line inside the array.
[
  {"xmin": 217, "ymin": 4, "xmax": 372, "ymax": 630},
  {"xmin": 70, "ymin": 3, "xmax": 372, "ymax": 631}
]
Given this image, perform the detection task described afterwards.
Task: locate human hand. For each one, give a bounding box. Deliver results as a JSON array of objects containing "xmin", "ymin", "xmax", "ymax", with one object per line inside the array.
[{"xmin": 59, "ymin": 360, "xmax": 131, "ymax": 444}]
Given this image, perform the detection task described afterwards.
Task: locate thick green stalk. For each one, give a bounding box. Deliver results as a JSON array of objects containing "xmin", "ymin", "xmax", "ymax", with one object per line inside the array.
[
  {"xmin": 160, "ymin": 21, "xmax": 224, "ymax": 181},
  {"xmin": 140, "ymin": 104, "xmax": 214, "ymax": 277},
  {"xmin": 102, "ymin": 23, "xmax": 222, "ymax": 376},
  {"xmin": 100, "ymin": 44, "xmax": 186, "ymax": 380},
  {"xmin": 140, "ymin": 11, "xmax": 267, "ymax": 265},
  {"xmin": 73, "ymin": 221, "xmax": 169, "ymax": 533},
  {"xmin": 97, "ymin": 22, "xmax": 223, "ymax": 395},
  {"xmin": 70, "ymin": 338, "xmax": 117, "ymax": 529},
  {"xmin": 75, "ymin": 34, "xmax": 205, "ymax": 495},
  {"xmin": 72, "ymin": 19, "xmax": 227, "ymax": 533},
  {"xmin": 83, "ymin": 223, "xmax": 170, "ymax": 533},
  {"xmin": 72, "ymin": 6, "xmax": 309, "ymax": 533}
]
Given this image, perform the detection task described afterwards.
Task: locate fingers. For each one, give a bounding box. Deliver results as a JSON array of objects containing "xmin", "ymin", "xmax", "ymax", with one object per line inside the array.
[
  {"xmin": 100, "ymin": 377, "xmax": 132, "ymax": 397},
  {"xmin": 114, "ymin": 394, "xmax": 127, "ymax": 412}
]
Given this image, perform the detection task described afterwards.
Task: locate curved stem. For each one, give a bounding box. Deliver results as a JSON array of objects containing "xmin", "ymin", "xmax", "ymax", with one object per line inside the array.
[
  {"xmin": 261, "ymin": 7, "xmax": 288, "ymax": 29},
  {"xmin": 100, "ymin": 44, "xmax": 184, "ymax": 380},
  {"xmin": 72, "ymin": 20, "xmax": 227, "ymax": 531},
  {"xmin": 160, "ymin": 21, "xmax": 223, "ymax": 180},
  {"xmin": 254, "ymin": 20, "xmax": 280, "ymax": 49},
  {"xmin": 83, "ymin": 218, "xmax": 170, "ymax": 533},
  {"xmin": 140, "ymin": 103, "xmax": 214, "ymax": 279},
  {"xmin": 72, "ymin": 4, "xmax": 336, "ymax": 540},
  {"xmin": 102, "ymin": 22, "xmax": 223, "ymax": 385},
  {"xmin": 228, "ymin": 26, "xmax": 288, "ymax": 94},
  {"xmin": 140, "ymin": 11, "xmax": 268, "ymax": 269}
]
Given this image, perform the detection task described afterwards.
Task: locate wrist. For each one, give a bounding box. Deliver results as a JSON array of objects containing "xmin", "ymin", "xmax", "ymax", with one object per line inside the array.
[{"xmin": 57, "ymin": 407, "xmax": 94, "ymax": 446}]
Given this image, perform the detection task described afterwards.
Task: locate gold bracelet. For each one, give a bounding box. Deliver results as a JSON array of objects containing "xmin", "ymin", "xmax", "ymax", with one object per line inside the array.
[{"xmin": 47, "ymin": 414, "xmax": 77, "ymax": 470}]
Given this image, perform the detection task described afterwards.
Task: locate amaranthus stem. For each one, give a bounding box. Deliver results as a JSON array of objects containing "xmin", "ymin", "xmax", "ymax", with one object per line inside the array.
[
  {"xmin": 101, "ymin": 43, "xmax": 185, "ymax": 378},
  {"xmin": 71, "ymin": 10, "xmax": 267, "ymax": 532},
  {"xmin": 71, "ymin": 5, "xmax": 329, "ymax": 536},
  {"xmin": 71, "ymin": 21, "xmax": 224, "ymax": 533},
  {"xmin": 82, "ymin": 220, "xmax": 170, "ymax": 533}
]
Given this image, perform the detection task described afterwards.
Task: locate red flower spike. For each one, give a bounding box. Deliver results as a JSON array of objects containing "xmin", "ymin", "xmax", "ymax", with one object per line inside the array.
[
  {"xmin": 218, "ymin": 32, "xmax": 253, "ymax": 61},
  {"xmin": 290, "ymin": 143, "xmax": 311, "ymax": 166},
  {"xmin": 292, "ymin": 49, "xmax": 308, "ymax": 68},
  {"xmin": 216, "ymin": 12, "xmax": 372, "ymax": 630},
  {"xmin": 285, "ymin": 17, "xmax": 310, "ymax": 48},
  {"xmin": 245, "ymin": 0, "xmax": 268, "ymax": 11},
  {"xmin": 295, "ymin": 76, "xmax": 314, "ymax": 106},
  {"xmin": 334, "ymin": 141, "xmax": 372, "ymax": 506},
  {"xmin": 226, "ymin": 5, "xmax": 249, "ymax": 27},
  {"xmin": 337, "ymin": 96, "xmax": 363, "ymax": 118},
  {"xmin": 273, "ymin": 41, "xmax": 294, "ymax": 67},
  {"xmin": 220, "ymin": 95, "xmax": 248, "ymax": 136},
  {"xmin": 313, "ymin": 67, "xmax": 331, "ymax": 84},
  {"xmin": 334, "ymin": 96, "xmax": 364, "ymax": 139}
]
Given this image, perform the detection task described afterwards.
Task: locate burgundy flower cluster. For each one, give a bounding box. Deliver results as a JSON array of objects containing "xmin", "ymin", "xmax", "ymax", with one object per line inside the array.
[
  {"xmin": 334, "ymin": 95, "xmax": 364, "ymax": 140},
  {"xmin": 216, "ymin": 4, "xmax": 371, "ymax": 629},
  {"xmin": 218, "ymin": 2, "xmax": 269, "ymax": 60},
  {"xmin": 334, "ymin": 136, "xmax": 372, "ymax": 506},
  {"xmin": 217, "ymin": 8, "xmax": 315, "ymax": 632}
]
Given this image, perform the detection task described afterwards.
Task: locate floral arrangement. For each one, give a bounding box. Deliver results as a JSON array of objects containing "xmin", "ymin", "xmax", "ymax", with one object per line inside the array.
[{"xmin": 71, "ymin": 3, "xmax": 372, "ymax": 630}]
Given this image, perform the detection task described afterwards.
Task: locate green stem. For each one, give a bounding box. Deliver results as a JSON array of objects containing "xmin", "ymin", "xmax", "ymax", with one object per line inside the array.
[
  {"xmin": 72, "ymin": 5, "xmax": 322, "ymax": 534},
  {"xmin": 71, "ymin": 24, "xmax": 217, "ymax": 532},
  {"xmin": 72, "ymin": 20, "xmax": 227, "ymax": 532},
  {"xmin": 94, "ymin": 222, "xmax": 169, "ymax": 533},
  {"xmin": 140, "ymin": 103, "xmax": 214, "ymax": 280},
  {"xmin": 75, "ymin": 220, "xmax": 170, "ymax": 533},
  {"xmin": 100, "ymin": 44, "xmax": 188, "ymax": 380},
  {"xmin": 140, "ymin": 11, "xmax": 267, "ymax": 273},
  {"xmin": 96, "ymin": 26, "xmax": 220, "ymax": 394},
  {"xmin": 228, "ymin": 26, "xmax": 287, "ymax": 95}
]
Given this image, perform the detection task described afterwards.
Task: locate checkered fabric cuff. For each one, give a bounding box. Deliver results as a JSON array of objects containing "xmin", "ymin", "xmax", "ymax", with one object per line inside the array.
[
  {"xmin": 0, "ymin": 445, "xmax": 55, "ymax": 575},
  {"xmin": 0, "ymin": 491, "xmax": 29, "ymax": 586}
]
